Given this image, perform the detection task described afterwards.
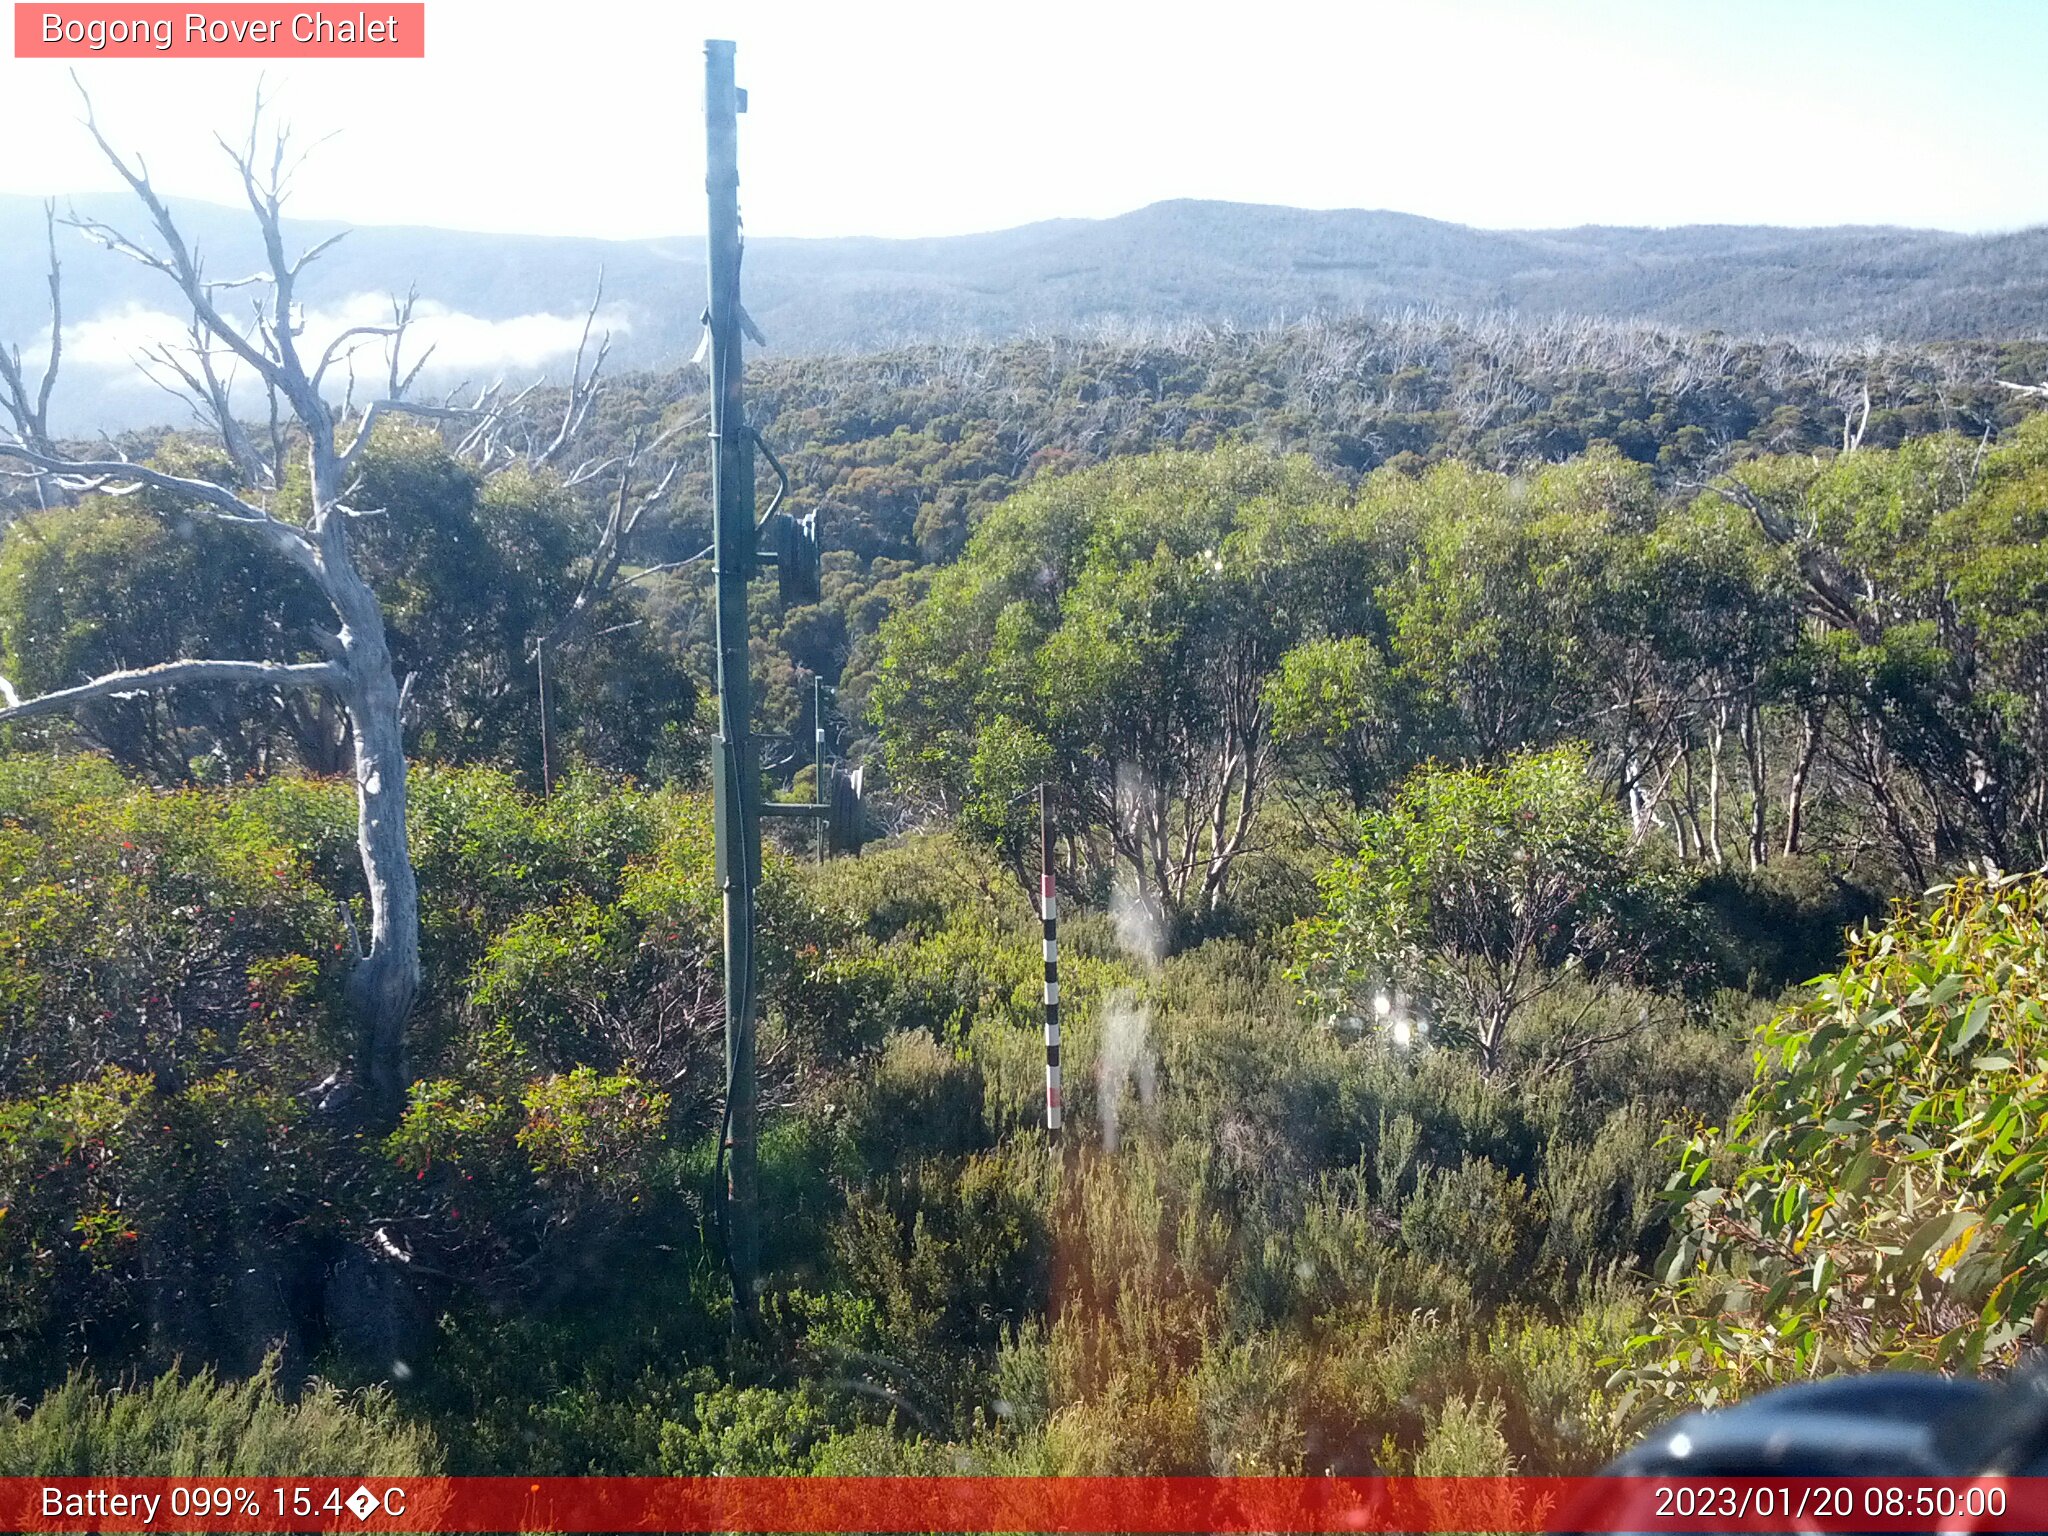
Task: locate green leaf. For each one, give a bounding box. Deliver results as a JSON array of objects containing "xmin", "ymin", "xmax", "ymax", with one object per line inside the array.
[{"xmin": 1900, "ymin": 1210, "xmax": 1979, "ymax": 1277}]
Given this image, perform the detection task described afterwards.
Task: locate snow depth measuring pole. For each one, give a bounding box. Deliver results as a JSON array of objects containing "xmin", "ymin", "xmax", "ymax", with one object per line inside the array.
[{"xmin": 1041, "ymin": 785, "xmax": 1062, "ymax": 1137}]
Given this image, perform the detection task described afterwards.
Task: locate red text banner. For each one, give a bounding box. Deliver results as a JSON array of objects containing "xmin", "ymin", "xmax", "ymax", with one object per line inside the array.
[
  {"xmin": 2, "ymin": 1476, "xmax": 2046, "ymax": 1532},
  {"xmin": 14, "ymin": 5, "xmax": 424, "ymax": 57}
]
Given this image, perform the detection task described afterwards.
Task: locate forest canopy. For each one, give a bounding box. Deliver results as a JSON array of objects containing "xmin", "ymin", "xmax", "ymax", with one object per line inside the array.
[{"xmin": 2, "ymin": 288, "xmax": 2046, "ymax": 1475}]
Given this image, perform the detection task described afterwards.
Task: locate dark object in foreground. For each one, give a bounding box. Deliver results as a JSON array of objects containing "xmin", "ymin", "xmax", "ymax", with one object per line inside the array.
[
  {"xmin": 1549, "ymin": 1372, "xmax": 2048, "ymax": 1535},
  {"xmin": 1603, "ymin": 1368, "xmax": 2048, "ymax": 1473}
]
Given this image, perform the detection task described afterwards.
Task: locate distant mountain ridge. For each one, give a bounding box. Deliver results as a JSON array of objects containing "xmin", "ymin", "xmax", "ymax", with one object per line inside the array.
[{"xmin": 3, "ymin": 193, "xmax": 2045, "ymax": 430}]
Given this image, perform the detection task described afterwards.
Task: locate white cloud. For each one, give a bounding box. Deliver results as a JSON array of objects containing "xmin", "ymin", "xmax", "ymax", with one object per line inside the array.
[
  {"xmin": 299, "ymin": 292, "xmax": 631, "ymax": 379},
  {"xmin": 31, "ymin": 292, "xmax": 628, "ymax": 392},
  {"xmin": 61, "ymin": 302, "xmax": 197, "ymax": 371}
]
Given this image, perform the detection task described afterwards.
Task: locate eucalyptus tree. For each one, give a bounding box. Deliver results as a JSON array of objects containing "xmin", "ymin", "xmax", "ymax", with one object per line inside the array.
[
  {"xmin": 1364, "ymin": 456, "xmax": 1651, "ymax": 764},
  {"xmin": 876, "ymin": 446, "xmax": 1354, "ymax": 935},
  {"xmin": 1631, "ymin": 495, "xmax": 1801, "ymax": 867},
  {"xmin": 1292, "ymin": 746, "xmax": 1694, "ymax": 1076},
  {"xmin": 1265, "ymin": 634, "xmax": 1414, "ymax": 815},
  {"xmin": 0, "ymin": 479, "xmax": 329, "ymax": 781},
  {"xmin": 1712, "ymin": 421, "xmax": 2048, "ymax": 879}
]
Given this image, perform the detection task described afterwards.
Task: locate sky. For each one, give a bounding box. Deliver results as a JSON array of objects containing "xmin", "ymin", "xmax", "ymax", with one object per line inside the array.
[{"xmin": 1, "ymin": 0, "xmax": 2043, "ymax": 241}]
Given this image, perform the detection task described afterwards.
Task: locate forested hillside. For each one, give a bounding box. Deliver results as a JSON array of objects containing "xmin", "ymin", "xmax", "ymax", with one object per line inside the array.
[
  {"xmin": 8, "ymin": 190, "xmax": 2048, "ymax": 431},
  {"xmin": 5, "ymin": 287, "xmax": 2048, "ymax": 1477},
  {"xmin": 599, "ymin": 312, "xmax": 2048, "ymax": 802}
]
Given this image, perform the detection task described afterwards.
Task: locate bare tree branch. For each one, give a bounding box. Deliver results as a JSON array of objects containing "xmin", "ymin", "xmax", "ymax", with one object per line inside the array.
[
  {"xmin": 382, "ymin": 290, "xmax": 434, "ymax": 399},
  {"xmin": 533, "ymin": 272, "xmax": 610, "ymax": 468},
  {"xmin": 339, "ymin": 390, "xmax": 481, "ymax": 474},
  {"xmin": 135, "ymin": 317, "xmax": 274, "ymax": 487},
  {"xmin": 614, "ymin": 544, "xmax": 714, "ymax": 589},
  {"xmin": 290, "ymin": 227, "xmax": 348, "ymax": 279},
  {"xmin": 1844, "ymin": 377, "xmax": 1872, "ymax": 454},
  {"xmin": 545, "ymin": 433, "xmax": 683, "ymax": 651},
  {"xmin": 0, "ymin": 200, "xmax": 62, "ymax": 458},
  {"xmin": 0, "ymin": 440, "xmax": 314, "ymax": 555},
  {"xmin": 314, "ymin": 322, "xmax": 401, "ymax": 391},
  {"xmin": 69, "ymin": 85, "xmax": 295, "ymax": 403},
  {"xmin": 0, "ymin": 657, "xmax": 342, "ymax": 725}
]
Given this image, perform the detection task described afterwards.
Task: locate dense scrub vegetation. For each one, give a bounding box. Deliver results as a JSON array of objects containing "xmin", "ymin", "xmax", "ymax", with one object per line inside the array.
[
  {"xmin": 0, "ymin": 752, "xmax": 1756, "ymax": 1473},
  {"xmin": 2, "ymin": 312, "xmax": 2046, "ymax": 1473}
]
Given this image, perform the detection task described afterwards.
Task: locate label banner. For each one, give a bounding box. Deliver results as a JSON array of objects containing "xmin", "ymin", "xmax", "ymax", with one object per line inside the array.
[
  {"xmin": 14, "ymin": 5, "xmax": 425, "ymax": 58},
  {"xmin": 3, "ymin": 1475, "xmax": 2045, "ymax": 1532}
]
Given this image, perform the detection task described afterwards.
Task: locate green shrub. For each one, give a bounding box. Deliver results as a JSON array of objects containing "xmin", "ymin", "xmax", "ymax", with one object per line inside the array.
[
  {"xmin": 1633, "ymin": 873, "xmax": 2048, "ymax": 1408},
  {"xmin": 0, "ymin": 759, "xmax": 747, "ymax": 1392},
  {"xmin": 1195, "ymin": 1336, "xmax": 1307, "ymax": 1473},
  {"xmin": 0, "ymin": 1359, "xmax": 440, "ymax": 1475},
  {"xmin": 839, "ymin": 1030, "xmax": 987, "ymax": 1167},
  {"xmin": 795, "ymin": 833, "xmax": 1133, "ymax": 1052},
  {"xmin": 1293, "ymin": 746, "xmax": 1697, "ymax": 1074},
  {"xmin": 657, "ymin": 1381, "xmax": 952, "ymax": 1476},
  {"xmin": 1399, "ymin": 1157, "xmax": 1534, "ymax": 1306},
  {"xmin": 0, "ymin": 756, "xmax": 348, "ymax": 1097},
  {"xmin": 1412, "ymin": 1394, "xmax": 1514, "ymax": 1474}
]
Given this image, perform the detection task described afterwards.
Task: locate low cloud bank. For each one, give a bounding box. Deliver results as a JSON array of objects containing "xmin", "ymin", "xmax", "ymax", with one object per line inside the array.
[{"xmin": 21, "ymin": 292, "xmax": 633, "ymax": 432}]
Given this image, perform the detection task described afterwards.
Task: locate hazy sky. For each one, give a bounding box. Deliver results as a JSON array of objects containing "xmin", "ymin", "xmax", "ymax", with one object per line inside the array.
[{"xmin": 1, "ymin": 0, "xmax": 2042, "ymax": 240}]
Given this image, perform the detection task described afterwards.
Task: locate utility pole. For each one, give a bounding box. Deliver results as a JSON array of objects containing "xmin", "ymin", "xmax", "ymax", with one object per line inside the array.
[
  {"xmin": 702, "ymin": 38, "xmax": 860, "ymax": 1321},
  {"xmin": 704, "ymin": 37, "xmax": 761, "ymax": 1314}
]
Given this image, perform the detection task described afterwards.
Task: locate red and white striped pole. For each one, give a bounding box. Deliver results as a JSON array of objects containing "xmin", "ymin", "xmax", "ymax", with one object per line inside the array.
[{"xmin": 1039, "ymin": 783, "xmax": 1061, "ymax": 1137}]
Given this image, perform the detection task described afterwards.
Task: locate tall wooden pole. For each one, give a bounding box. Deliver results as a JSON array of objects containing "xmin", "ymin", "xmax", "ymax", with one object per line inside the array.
[{"xmin": 704, "ymin": 37, "xmax": 760, "ymax": 1314}]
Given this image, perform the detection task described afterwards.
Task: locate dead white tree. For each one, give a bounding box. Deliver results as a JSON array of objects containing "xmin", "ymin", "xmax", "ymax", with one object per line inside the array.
[
  {"xmin": 0, "ymin": 201, "xmax": 63, "ymax": 505},
  {"xmin": 533, "ymin": 420, "xmax": 686, "ymax": 792},
  {"xmin": 333, "ymin": 259, "xmax": 705, "ymax": 815},
  {"xmin": 403, "ymin": 277, "xmax": 698, "ymax": 795},
  {"xmin": 0, "ymin": 91, "xmax": 447, "ymax": 1123}
]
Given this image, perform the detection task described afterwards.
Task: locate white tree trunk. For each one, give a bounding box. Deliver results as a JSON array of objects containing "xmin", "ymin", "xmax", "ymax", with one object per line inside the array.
[{"xmin": 328, "ymin": 565, "xmax": 419, "ymax": 1119}]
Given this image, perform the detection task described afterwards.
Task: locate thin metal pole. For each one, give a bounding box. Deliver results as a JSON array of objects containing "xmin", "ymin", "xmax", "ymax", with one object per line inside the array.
[
  {"xmin": 814, "ymin": 674, "xmax": 827, "ymax": 864},
  {"xmin": 705, "ymin": 37, "xmax": 759, "ymax": 1315},
  {"xmin": 535, "ymin": 640, "xmax": 555, "ymax": 799},
  {"xmin": 1040, "ymin": 784, "xmax": 1062, "ymax": 1138}
]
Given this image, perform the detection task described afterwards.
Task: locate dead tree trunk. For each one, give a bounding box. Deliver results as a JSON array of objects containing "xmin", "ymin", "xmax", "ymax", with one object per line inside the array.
[
  {"xmin": 1706, "ymin": 707, "xmax": 1728, "ymax": 867},
  {"xmin": 324, "ymin": 554, "xmax": 420, "ymax": 1115},
  {"xmin": 1740, "ymin": 697, "xmax": 1768, "ymax": 869},
  {"xmin": 0, "ymin": 91, "xmax": 432, "ymax": 1124},
  {"xmin": 1783, "ymin": 701, "xmax": 1823, "ymax": 857}
]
